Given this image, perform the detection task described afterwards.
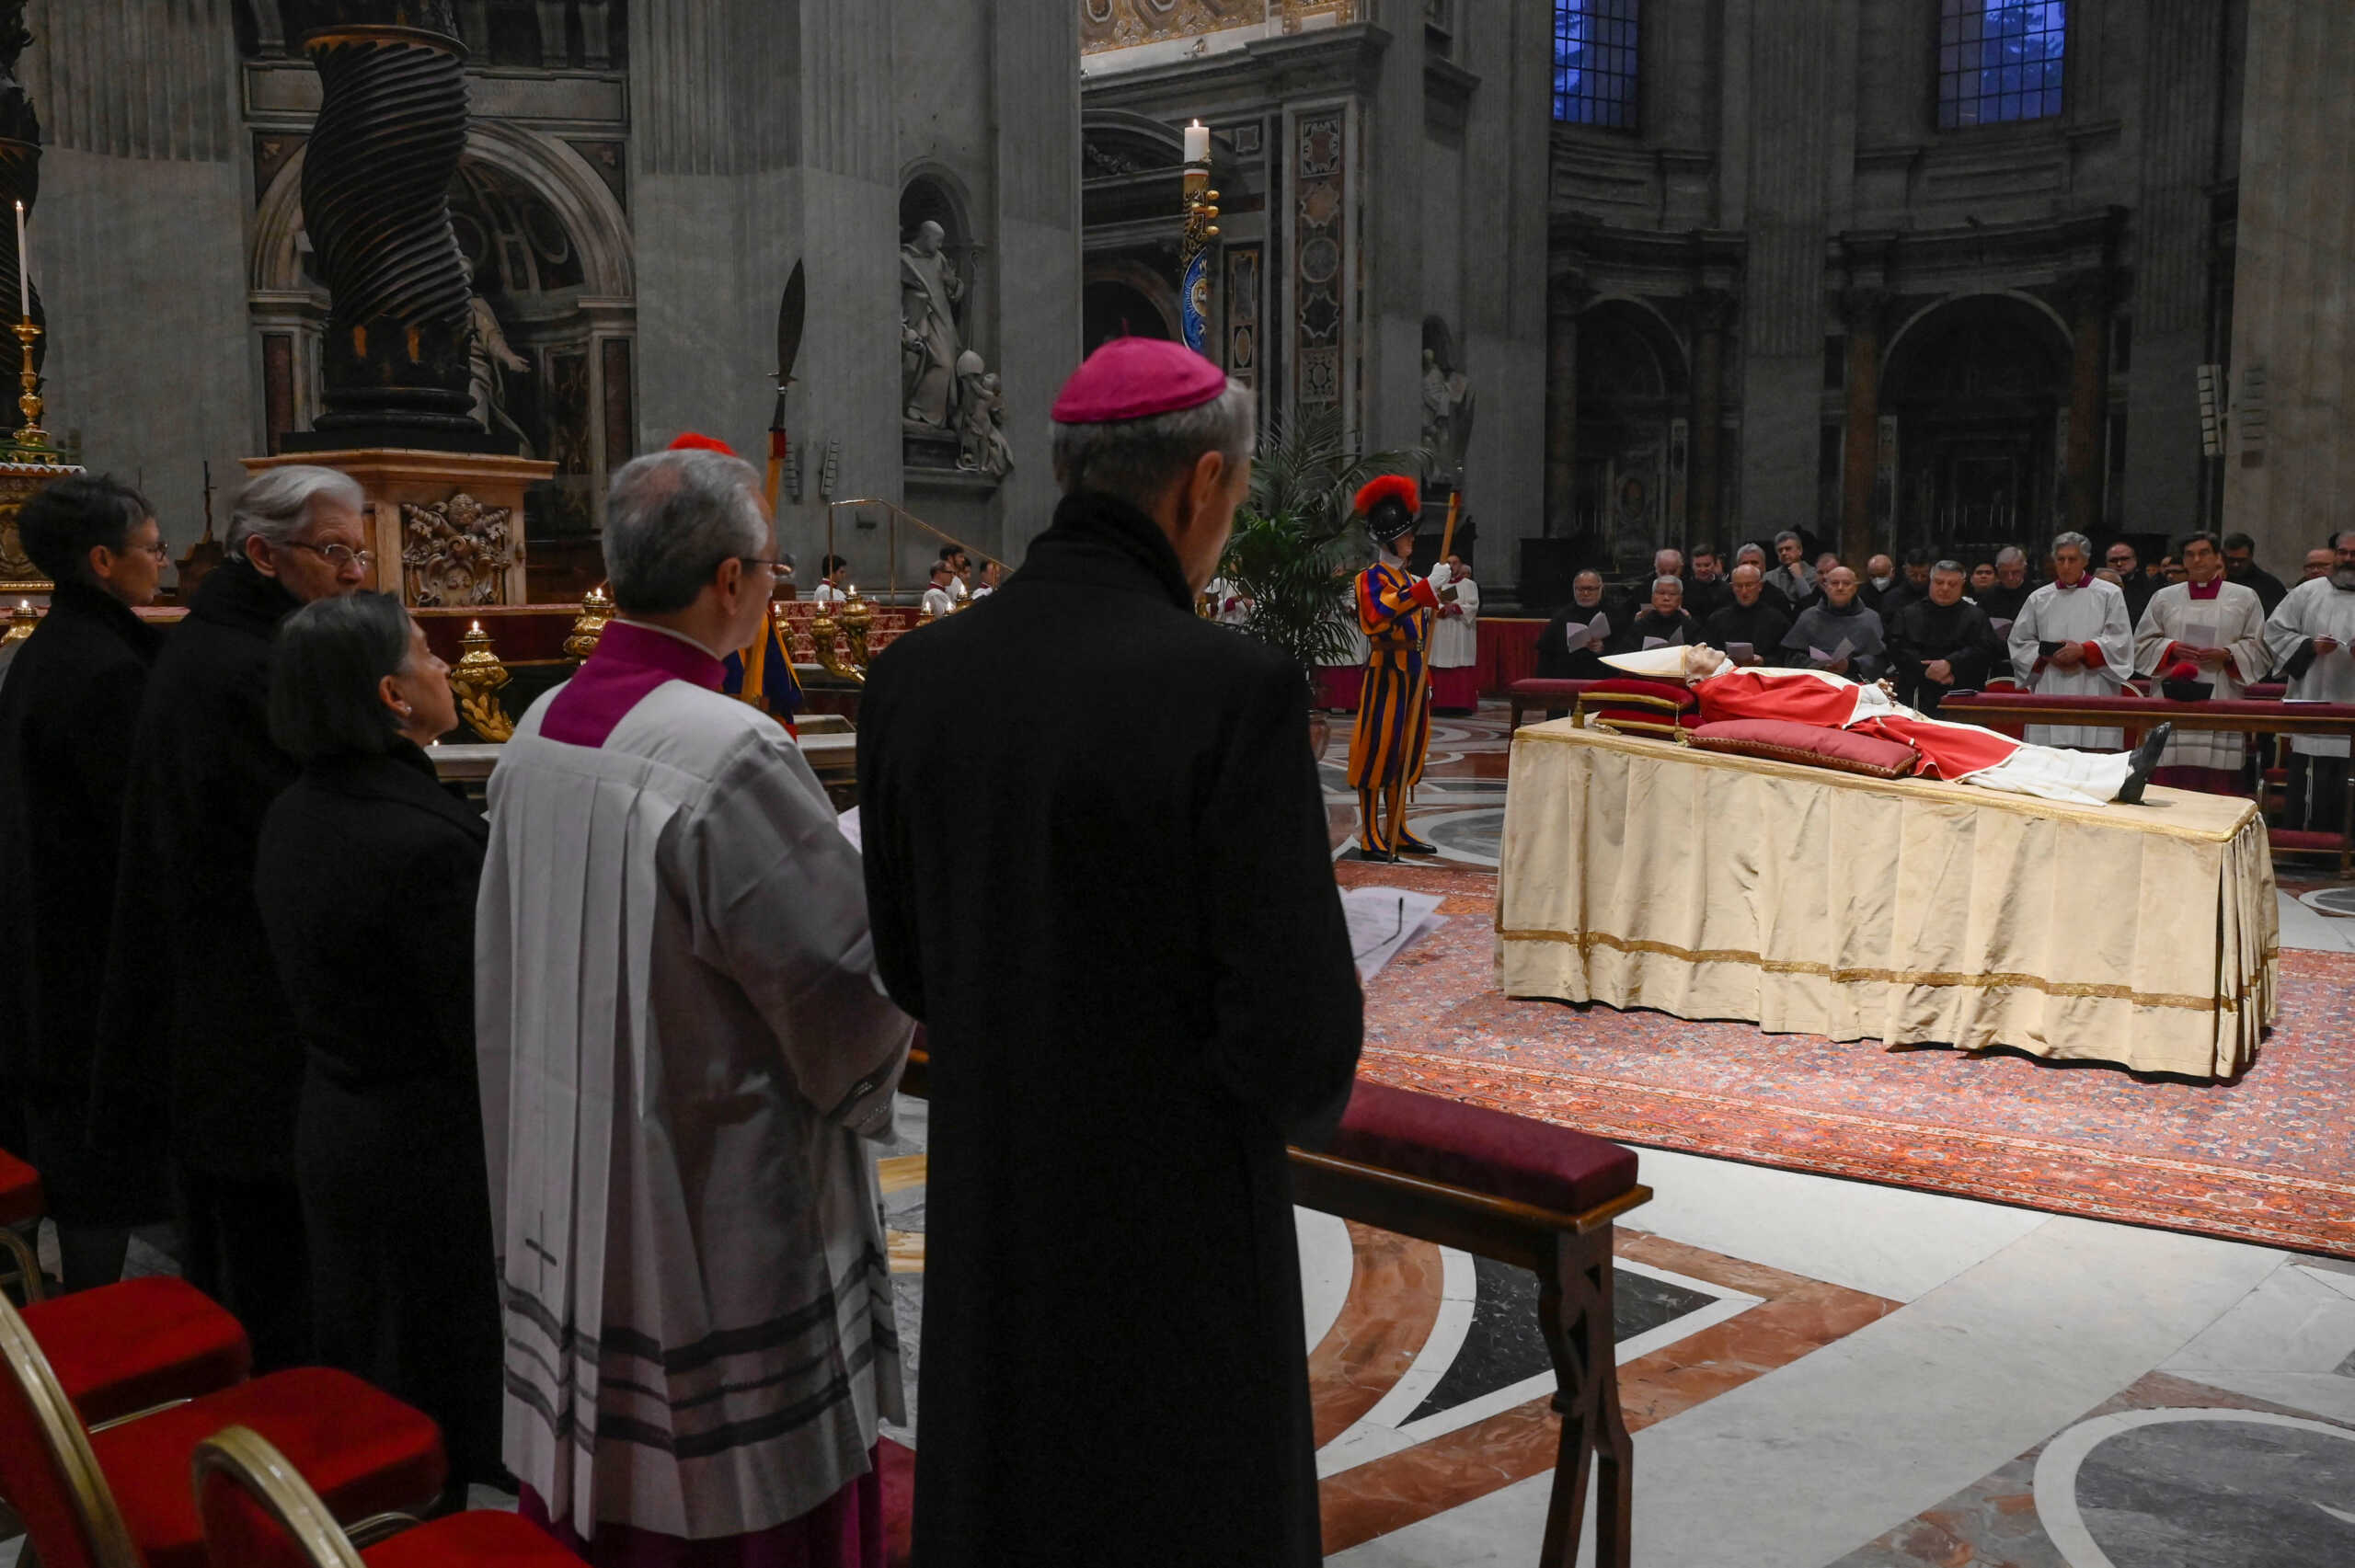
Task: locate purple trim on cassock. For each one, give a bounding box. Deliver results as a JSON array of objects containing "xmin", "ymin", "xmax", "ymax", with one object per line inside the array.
[{"xmin": 542, "ymin": 620, "xmax": 728, "ymax": 748}]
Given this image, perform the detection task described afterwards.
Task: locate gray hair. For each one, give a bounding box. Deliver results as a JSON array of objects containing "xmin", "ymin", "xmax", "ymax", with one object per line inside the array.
[
  {"xmin": 2051, "ymin": 531, "xmax": 2093, "ymax": 558},
  {"xmin": 1051, "ymin": 381, "xmax": 1258, "ymax": 513},
  {"xmin": 1735, "ymin": 543, "xmax": 1767, "ymax": 564},
  {"xmin": 603, "ymin": 448, "xmax": 768, "ymax": 613},
  {"xmin": 228, "ymin": 464, "xmax": 366, "ymax": 552},
  {"xmin": 1773, "ymin": 530, "xmax": 1801, "ymax": 548},
  {"xmin": 1995, "ymin": 546, "xmax": 2026, "ymax": 565},
  {"xmin": 1653, "ymin": 548, "xmax": 1683, "ymax": 573},
  {"xmin": 1651, "ymin": 575, "xmax": 1683, "ymax": 594},
  {"xmin": 1932, "ymin": 559, "xmax": 1965, "ymax": 577}
]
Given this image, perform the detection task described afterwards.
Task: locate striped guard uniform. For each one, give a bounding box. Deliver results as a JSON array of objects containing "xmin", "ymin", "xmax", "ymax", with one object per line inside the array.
[{"xmin": 1346, "ymin": 559, "xmax": 1441, "ymax": 790}]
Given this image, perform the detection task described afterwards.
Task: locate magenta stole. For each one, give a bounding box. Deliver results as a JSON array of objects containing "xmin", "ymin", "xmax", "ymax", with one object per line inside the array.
[{"xmin": 541, "ymin": 620, "xmax": 726, "ymax": 748}]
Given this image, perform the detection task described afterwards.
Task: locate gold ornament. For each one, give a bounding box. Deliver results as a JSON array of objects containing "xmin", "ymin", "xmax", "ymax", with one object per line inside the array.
[
  {"xmin": 565, "ymin": 584, "xmax": 614, "ymax": 662},
  {"xmin": 448, "ymin": 618, "xmax": 515, "ymax": 742}
]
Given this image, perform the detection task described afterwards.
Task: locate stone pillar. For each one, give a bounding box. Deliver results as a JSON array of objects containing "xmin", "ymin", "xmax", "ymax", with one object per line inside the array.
[
  {"xmin": 2223, "ymin": 0, "xmax": 2355, "ymax": 566},
  {"xmin": 293, "ymin": 1, "xmax": 485, "ymax": 451},
  {"xmin": 1688, "ymin": 289, "xmax": 1732, "ymax": 548},
  {"xmin": 2064, "ymin": 272, "xmax": 2109, "ymax": 536},
  {"xmin": 1543, "ymin": 275, "xmax": 1586, "ymax": 536},
  {"xmin": 1839, "ymin": 287, "xmax": 1885, "ymax": 567}
]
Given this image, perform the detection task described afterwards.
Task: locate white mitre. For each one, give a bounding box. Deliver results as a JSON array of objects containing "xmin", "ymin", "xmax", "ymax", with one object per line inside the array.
[{"xmin": 1602, "ymin": 644, "xmax": 1732, "ymax": 682}]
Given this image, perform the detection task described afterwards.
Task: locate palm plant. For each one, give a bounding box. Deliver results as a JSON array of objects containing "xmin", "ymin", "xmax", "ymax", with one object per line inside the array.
[{"xmin": 1219, "ymin": 406, "xmax": 1425, "ymax": 691}]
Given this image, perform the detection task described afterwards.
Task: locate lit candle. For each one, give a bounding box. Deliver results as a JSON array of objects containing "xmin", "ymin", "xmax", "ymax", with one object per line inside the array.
[
  {"xmin": 12, "ymin": 201, "xmax": 25, "ymax": 320},
  {"xmin": 1183, "ymin": 120, "xmax": 1209, "ymax": 165}
]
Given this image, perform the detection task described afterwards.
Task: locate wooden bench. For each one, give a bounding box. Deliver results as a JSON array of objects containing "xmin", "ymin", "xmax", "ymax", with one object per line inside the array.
[{"xmin": 900, "ymin": 1052, "xmax": 1649, "ymax": 1566}]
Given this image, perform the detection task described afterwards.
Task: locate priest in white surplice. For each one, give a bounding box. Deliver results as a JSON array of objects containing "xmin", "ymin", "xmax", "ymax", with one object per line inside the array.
[
  {"xmin": 2263, "ymin": 530, "xmax": 2355, "ymax": 830},
  {"xmin": 478, "ymin": 443, "xmax": 913, "ymax": 1565},
  {"xmin": 2008, "ymin": 531, "xmax": 2134, "ymax": 749},
  {"xmin": 1426, "ymin": 552, "xmax": 1480, "ymax": 712},
  {"xmin": 2132, "ymin": 531, "xmax": 2269, "ymax": 792}
]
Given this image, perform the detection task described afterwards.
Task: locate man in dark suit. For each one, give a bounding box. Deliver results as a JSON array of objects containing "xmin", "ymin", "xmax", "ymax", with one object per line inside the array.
[
  {"xmin": 93, "ymin": 464, "xmax": 371, "ymax": 1369},
  {"xmin": 2223, "ymin": 531, "xmax": 2290, "ymax": 614},
  {"xmin": 858, "ymin": 338, "xmax": 1363, "ymax": 1566},
  {"xmin": 0, "ymin": 476, "xmax": 170, "ymax": 1291}
]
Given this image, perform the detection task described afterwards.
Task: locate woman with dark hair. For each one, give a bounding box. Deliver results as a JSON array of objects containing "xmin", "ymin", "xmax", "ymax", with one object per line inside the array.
[
  {"xmin": 254, "ymin": 592, "xmax": 503, "ymax": 1500},
  {"xmin": 0, "ymin": 475, "xmax": 173, "ymax": 1289}
]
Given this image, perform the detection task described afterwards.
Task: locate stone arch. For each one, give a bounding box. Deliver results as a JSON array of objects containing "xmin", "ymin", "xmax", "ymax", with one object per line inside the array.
[
  {"xmin": 1882, "ymin": 288, "xmax": 2072, "ymax": 373},
  {"xmin": 1084, "ymin": 258, "xmax": 1180, "ymax": 350}
]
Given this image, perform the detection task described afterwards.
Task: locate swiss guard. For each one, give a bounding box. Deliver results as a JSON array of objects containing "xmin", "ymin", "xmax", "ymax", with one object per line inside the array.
[{"xmin": 1346, "ymin": 475, "xmax": 1441, "ymax": 860}]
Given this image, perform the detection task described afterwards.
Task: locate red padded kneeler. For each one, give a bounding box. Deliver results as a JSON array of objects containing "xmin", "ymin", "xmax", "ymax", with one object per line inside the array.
[{"xmin": 1327, "ymin": 1080, "xmax": 1638, "ymax": 1216}]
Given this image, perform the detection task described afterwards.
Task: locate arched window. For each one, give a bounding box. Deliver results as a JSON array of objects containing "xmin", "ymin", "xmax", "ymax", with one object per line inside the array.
[
  {"xmin": 1553, "ymin": 1, "xmax": 1638, "ymax": 130},
  {"xmin": 1937, "ymin": 1, "xmax": 2067, "ymax": 129}
]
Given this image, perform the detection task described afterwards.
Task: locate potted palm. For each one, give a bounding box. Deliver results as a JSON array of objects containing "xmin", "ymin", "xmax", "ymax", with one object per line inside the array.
[{"xmin": 1218, "ymin": 408, "xmax": 1424, "ymax": 755}]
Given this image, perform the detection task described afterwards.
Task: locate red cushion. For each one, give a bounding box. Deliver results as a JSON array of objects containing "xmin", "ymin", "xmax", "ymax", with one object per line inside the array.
[
  {"xmin": 0, "ymin": 1148, "xmax": 42, "ymax": 1227},
  {"xmin": 366, "ymin": 1512, "xmax": 591, "ymax": 1566},
  {"xmin": 1688, "ymin": 718, "xmax": 1922, "ymax": 779},
  {"xmin": 1580, "ymin": 677, "xmax": 1697, "ymax": 709},
  {"xmin": 1327, "ymin": 1081, "xmax": 1638, "ymax": 1217},
  {"xmin": 19, "ymin": 1278, "xmax": 250, "ymax": 1426},
  {"xmin": 2269, "ymin": 829, "xmax": 2351, "ymax": 851},
  {"xmin": 90, "ymin": 1368, "xmax": 445, "ymax": 1568}
]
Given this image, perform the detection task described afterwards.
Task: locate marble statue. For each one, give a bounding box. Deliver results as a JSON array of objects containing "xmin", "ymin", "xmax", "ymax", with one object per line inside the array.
[
  {"xmin": 958, "ymin": 356, "xmax": 1013, "ymax": 478},
  {"xmin": 901, "ymin": 220, "xmax": 967, "ymax": 428},
  {"xmin": 1420, "ymin": 346, "xmax": 1475, "ymax": 488},
  {"xmin": 468, "ymin": 284, "xmax": 534, "ymax": 454}
]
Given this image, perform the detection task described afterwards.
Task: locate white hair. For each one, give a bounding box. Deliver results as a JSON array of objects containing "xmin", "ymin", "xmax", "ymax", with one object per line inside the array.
[
  {"xmin": 1652, "ymin": 575, "xmax": 1683, "ymax": 594},
  {"xmin": 228, "ymin": 465, "xmax": 366, "ymax": 552},
  {"xmin": 603, "ymin": 448, "xmax": 768, "ymax": 613},
  {"xmin": 2051, "ymin": 531, "xmax": 2093, "ymax": 558}
]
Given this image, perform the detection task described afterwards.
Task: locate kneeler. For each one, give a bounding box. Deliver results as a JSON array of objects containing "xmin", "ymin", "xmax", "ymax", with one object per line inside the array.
[
  {"xmin": 0, "ymin": 1293, "xmax": 445, "ymax": 1568},
  {"xmin": 1294, "ymin": 1082, "xmax": 1648, "ymax": 1568},
  {"xmin": 194, "ymin": 1425, "xmax": 591, "ymax": 1568}
]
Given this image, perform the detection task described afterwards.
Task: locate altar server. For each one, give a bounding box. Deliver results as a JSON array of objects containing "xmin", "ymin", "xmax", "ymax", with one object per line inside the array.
[
  {"xmin": 921, "ymin": 558, "xmax": 960, "ymax": 619},
  {"xmin": 0, "ymin": 476, "xmax": 169, "ymax": 1292},
  {"xmin": 93, "ymin": 464, "xmax": 369, "ymax": 1370},
  {"xmin": 1426, "ymin": 550, "xmax": 1480, "ymax": 713},
  {"xmin": 2132, "ymin": 532, "xmax": 2269, "ymax": 792},
  {"xmin": 2262, "ymin": 531, "xmax": 2355, "ymax": 830},
  {"xmin": 1346, "ymin": 474, "xmax": 1442, "ymax": 859},
  {"xmin": 859, "ymin": 337, "xmax": 1361, "ymax": 1567},
  {"xmin": 479, "ymin": 445, "xmax": 913, "ymax": 1564},
  {"xmin": 2008, "ymin": 531, "xmax": 2133, "ymax": 748}
]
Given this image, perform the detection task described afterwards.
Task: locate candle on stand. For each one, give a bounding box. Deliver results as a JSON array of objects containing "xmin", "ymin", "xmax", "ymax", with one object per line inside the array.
[
  {"xmin": 12, "ymin": 200, "xmax": 26, "ymax": 320},
  {"xmin": 1183, "ymin": 120, "xmax": 1209, "ymax": 165}
]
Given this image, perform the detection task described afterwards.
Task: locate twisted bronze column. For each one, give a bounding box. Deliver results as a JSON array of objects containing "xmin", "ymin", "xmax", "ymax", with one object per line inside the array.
[
  {"xmin": 293, "ymin": 2, "xmax": 488, "ymax": 449},
  {"xmin": 0, "ymin": 5, "xmax": 45, "ymax": 404}
]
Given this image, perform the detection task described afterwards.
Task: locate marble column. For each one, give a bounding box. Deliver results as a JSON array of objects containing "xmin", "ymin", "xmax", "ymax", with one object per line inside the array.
[
  {"xmin": 1840, "ymin": 287, "xmax": 1885, "ymax": 567},
  {"xmin": 2064, "ymin": 272, "xmax": 2109, "ymax": 536},
  {"xmin": 2223, "ymin": 0, "xmax": 2355, "ymax": 567},
  {"xmin": 1543, "ymin": 276, "xmax": 1586, "ymax": 536},
  {"xmin": 1688, "ymin": 289, "xmax": 1732, "ymax": 548}
]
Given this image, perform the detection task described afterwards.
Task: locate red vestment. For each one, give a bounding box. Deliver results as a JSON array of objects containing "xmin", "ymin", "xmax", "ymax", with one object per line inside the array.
[{"xmin": 1694, "ymin": 668, "xmax": 2021, "ymax": 782}]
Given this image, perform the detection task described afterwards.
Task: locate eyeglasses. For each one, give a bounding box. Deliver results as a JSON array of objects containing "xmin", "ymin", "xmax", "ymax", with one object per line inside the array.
[
  {"xmin": 132, "ymin": 540, "xmax": 170, "ymax": 561},
  {"xmin": 743, "ymin": 558, "xmax": 794, "ymax": 578},
  {"xmin": 281, "ymin": 540, "xmax": 376, "ymax": 570}
]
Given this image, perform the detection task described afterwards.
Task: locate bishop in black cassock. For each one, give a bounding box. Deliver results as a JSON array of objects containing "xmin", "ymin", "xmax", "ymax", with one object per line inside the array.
[{"xmin": 859, "ymin": 338, "xmax": 1362, "ymax": 1567}]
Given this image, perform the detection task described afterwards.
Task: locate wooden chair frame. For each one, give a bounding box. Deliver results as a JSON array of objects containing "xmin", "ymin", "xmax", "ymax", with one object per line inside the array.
[
  {"xmin": 1571, "ymin": 690, "xmax": 1693, "ymax": 743},
  {"xmin": 0, "ymin": 1291, "xmax": 144, "ymax": 1568}
]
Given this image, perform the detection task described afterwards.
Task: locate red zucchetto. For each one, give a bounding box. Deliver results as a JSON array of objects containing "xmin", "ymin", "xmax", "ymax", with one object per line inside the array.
[
  {"xmin": 668, "ymin": 431, "xmax": 739, "ymax": 456},
  {"xmin": 1051, "ymin": 337, "xmax": 1226, "ymax": 425}
]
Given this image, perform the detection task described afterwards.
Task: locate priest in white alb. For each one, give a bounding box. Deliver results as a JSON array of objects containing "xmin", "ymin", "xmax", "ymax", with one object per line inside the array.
[
  {"xmin": 2008, "ymin": 530, "xmax": 2134, "ymax": 748},
  {"xmin": 2131, "ymin": 530, "xmax": 2269, "ymax": 793},
  {"xmin": 477, "ymin": 442, "xmax": 913, "ymax": 1567},
  {"xmin": 2263, "ymin": 530, "xmax": 2355, "ymax": 830},
  {"xmin": 1426, "ymin": 550, "xmax": 1480, "ymax": 713}
]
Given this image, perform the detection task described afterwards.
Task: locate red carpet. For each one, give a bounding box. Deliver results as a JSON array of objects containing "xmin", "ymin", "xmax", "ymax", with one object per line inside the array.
[{"xmin": 1340, "ymin": 861, "xmax": 2355, "ymax": 1260}]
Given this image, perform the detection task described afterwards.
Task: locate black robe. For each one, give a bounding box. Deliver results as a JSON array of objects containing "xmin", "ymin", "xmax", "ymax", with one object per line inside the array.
[
  {"xmin": 858, "ymin": 491, "xmax": 1363, "ymax": 1566},
  {"xmin": 0, "ymin": 581, "xmax": 170, "ymax": 1223},
  {"xmin": 1783, "ymin": 599, "xmax": 1890, "ymax": 682},
  {"xmin": 1702, "ymin": 600, "xmax": 1793, "ymax": 664},
  {"xmin": 2230, "ymin": 563, "xmax": 2289, "ymax": 614},
  {"xmin": 1535, "ymin": 599, "xmax": 1615, "ymax": 680},
  {"xmin": 1974, "ymin": 580, "xmax": 2033, "ymax": 627},
  {"xmin": 93, "ymin": 558, "xmax": 305, "ymax": 1181},
  {"xmin": 256, "ymin": 742, "xmax": 504, "ymax": 1485},
  {"xmin": 1683, "ymin": 574, "xmax": 1733, "ymax": 623},
  {"xmin": 1890, "ymin": 597, "xmax": 2005, "ymax": 715},
  {"xmin": 1626, "ymin": 608, "xmax": 1699, "ymax": 650}
]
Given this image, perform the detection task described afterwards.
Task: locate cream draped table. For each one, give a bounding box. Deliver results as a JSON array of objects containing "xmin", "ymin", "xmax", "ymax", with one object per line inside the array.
[{"xmin": 1497, "ymin": 723, "xmax": 2279, "ymax": 1079}]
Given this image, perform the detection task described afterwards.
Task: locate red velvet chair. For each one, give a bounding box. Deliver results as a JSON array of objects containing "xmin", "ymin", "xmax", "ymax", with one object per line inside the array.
[
  {"xmin": 0, "ymin": 1147, "xmax": 47, "ymax": 1303},
  {"xmin": 22, "ymin": 1279, "xmax": 252, "ymax": 1427},
  {"xmin": 0, "ymin": 1293, "xmax": 445, "ymax": 1568},
  {"xmin": 192, "ymin": 1425, "xmax": 585, "ymax": 1568}
]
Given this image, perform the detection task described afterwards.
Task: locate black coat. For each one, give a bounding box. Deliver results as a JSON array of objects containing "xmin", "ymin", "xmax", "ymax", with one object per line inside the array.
[
  {"xmin": 1535, "ymin": 601, "xmax": 1615, "ymax": 680},
  {"xmin": 1975, "ymin": 581, "xmax": 2033, "ymax": 626},
  {"xmin": 1702, "ymin": 599, "xmax": 1793, "ymax": 663},
  {"xmin": 1890, "ymin": 597, "xmax": 2005, "ymax": 715},
  {"xmin": 1625, "ymin": 607, "xmax": 1699, "ymax": 650},
  {"xmin": 93, "ymin": 559, "xmax": 306, "ymax": 1181},
  {"xmin": 0, "ymin": 582, "xmax": 171, "ymax": 1220},
  {"xmin": 859, "ymin": 491, "xmax": 1363, "ymax": 1566},
  {"xmin": 1683, "ymin": 574, "xmax": 1734, "ymax": 623}
]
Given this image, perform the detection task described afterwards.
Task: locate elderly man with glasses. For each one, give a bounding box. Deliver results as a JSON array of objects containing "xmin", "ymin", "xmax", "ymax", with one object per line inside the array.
[{"xmin": 91, "ymin": 464, "xmax": 370, "ymax": 1372}]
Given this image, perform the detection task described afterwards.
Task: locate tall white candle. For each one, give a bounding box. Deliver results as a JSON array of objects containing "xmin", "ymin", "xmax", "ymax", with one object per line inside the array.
[
  {"xmin": 13, "ymin": 201, "xmax": 26, "ymax": 320},
  {"xmin": 1183, "ymin": 120, "xmax": 1209, "ymax": 165}
]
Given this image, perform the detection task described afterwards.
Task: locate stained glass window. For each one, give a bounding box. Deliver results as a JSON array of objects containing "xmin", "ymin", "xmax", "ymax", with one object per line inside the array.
[
  {"xmin": 1554, "ymin": 1, "xmax": 1639, "ymax": 130},
  {"xmin": 1937, "ymin": 1, "xmax": 2066, "ymax": 129}
]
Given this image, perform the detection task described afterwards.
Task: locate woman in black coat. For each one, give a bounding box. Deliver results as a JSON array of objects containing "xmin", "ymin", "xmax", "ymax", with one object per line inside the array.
[
  {"xmin": 0, "ymin": 476, "xmax": 173, "ymax": 1288},
  {"xmin": 254, "ymin": 592, "xmax": 503, "ymax": 1495}
]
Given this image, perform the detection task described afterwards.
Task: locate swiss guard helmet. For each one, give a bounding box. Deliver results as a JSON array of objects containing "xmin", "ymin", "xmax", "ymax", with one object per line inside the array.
[{"xmin": 1354, "ymin": 475, "xmax": 1421, "ymax": 546}]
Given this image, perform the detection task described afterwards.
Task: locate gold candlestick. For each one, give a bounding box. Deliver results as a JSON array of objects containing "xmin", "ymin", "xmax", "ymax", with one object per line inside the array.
[
  {"xmin": 450, "ymin": 618, "xmax": 516, "ymax": 741},
  {"xmin": 11, "ymin": 318, "xmax": 44, "ymax": 452}
]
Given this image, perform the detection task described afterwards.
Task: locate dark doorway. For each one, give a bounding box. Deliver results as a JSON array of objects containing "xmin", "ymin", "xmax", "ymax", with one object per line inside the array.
[
  {"xmin": 1882, "ymin": 294, "xmax": 2072, "ymax": 558},
  {"xmin": 1085, "ymin": 280, "xmax": 1173, "ymax": 355}
]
